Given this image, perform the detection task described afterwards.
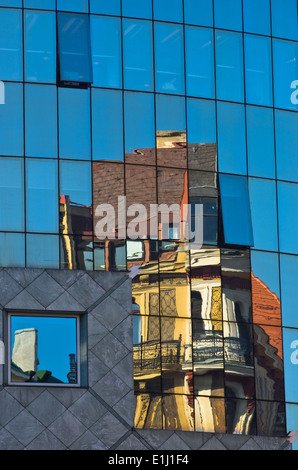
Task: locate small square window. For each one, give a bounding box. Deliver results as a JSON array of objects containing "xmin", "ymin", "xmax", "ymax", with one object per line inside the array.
[
  {"xmin": 8, "ymin": 312, "xmax": 86, "ymax": 386},
  {"xmin": 57, "ymin": 12, "xmax": 93, "ymax": 87}
]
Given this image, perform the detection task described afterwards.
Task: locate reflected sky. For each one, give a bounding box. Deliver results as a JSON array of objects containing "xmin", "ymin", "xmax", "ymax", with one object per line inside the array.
[{"xmin": 10, "ymin": 315, "xmax": 77, "ymax": 384}]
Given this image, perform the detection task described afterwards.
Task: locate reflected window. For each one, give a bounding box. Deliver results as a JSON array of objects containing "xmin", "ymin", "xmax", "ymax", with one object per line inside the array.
[
  {"xmin": 60, "ymin": 235, "xmax": 93, "ymax": 270},
  {"xmin": 215, "ymin": 30, "xmax": 244, "ymax": 103},
  {"xmin": 123, "ymin": 19, "xmax": 153, "ymax": 92},
  {"xmin": 185, "ymin": 26, "xmax": 214, "ymax": 99},
  {"xmin": 156, "ymin": 94, "xmax": 186, "ymax": 168},
  {"xmin": 187, "ymin": 98, "xmax": 217, "ymax": 172},
  {"xmin": 24, "ymin": 10, "xmax": 56, "ymax": 83},
  {"xmin": 0, "ymin": 8, "xmax": 22, "ymax": 81},
  {"xmin": 154, "ymin": 22, "xmax": 185, "ymax": 95},
  {"xmin": 57, "ymin": 12, "xmax": 92, "ymax": 86},
  {"xmin": 219, "ymin": 174, "xmax": 254, "ymax": 247},
  {"xmin": 59, "ymin": 160, "xmax": 92, "ymax": 236},
  {"xmin": 91, "ymin": 15, "xmax": 121, "ymax": 89},
  {"xmin": 9, "ymin": 313, "xmax": 81, "ymax": 386}
]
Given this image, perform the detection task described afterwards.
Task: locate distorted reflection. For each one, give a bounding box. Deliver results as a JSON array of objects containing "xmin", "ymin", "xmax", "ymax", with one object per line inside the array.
[
  {"xmin": 224, "ymin": 321, "xmax": 255, "ymax": 399},
  {"xmin": 226, "ymin": 398, "xmax": 256, "ymax": 435},
  {"xmin": 10, "ymin": 315, "xmax": 78, "ymax": 385},
  {"xmin": 195, "ymin": 396, "xmax": 226, "ymax": 433},
  {"xmin": 60, "ymin": 235, "xmax": 93, "ymax": 270},
  {"xmin": 134, "ymin": 394, "xmax": 163, "ymax": 430},
  {"xmin": 221, "ymin": 249, "xmax": 252, "ymax": 323},
  {"xmin": 256, "ymin": 401, "xmax": 286, "ymax": 437},
  {"xmin": 189, "ymin": 171, "xmax": 218, "ymax": 244},
  {"xmin": 163, "ymin": 394, "xmax": 194, "ymax": 431}
]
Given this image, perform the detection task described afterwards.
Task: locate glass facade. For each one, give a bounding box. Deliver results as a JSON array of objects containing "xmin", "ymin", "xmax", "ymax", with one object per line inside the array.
[{"xmin": 0, "ymin": 0, "xmax": 297, "ymax": 441}]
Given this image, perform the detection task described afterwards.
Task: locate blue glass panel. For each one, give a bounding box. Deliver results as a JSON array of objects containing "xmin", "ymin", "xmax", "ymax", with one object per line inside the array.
[
  {"xmin": 243, "ymin": 0, "xmax": 270, "ymax": 35},
  {"xmin": 26, "ymin": 159, "xmax": 58, "ymax": 234},
  {"xmin": 91, "ymin": 15, "xmax": 121, "ymax": 88},
  {"xmin": 24, "ymin": 0, "xmax": 56, "ymax": 8},
  {"xmin": 248, "ymin": 178, "xmax": 278, "ymax": 252},
  {"xmin": 184, "ymin": 0, "xmax": 213, "ymax": 27},
  {"xmin": 0, "ymin": 233, "xmax": 25, "ymax": 267},
  {"xmin": 275, "ymin": 110, "xmax": 298, "ymax": 183},
  {"xmin": 154, "ymin": 22, "xmax": 185, "ymax": 95},
  {"xmin": 58, "ymin": 88, "xmax": 91, "ymax": 160},
  {"xmin": 214, "ymin": 0, "xmax": 242, "ymax": 31},
  {"xmin": 26, "ymin": 234, "xmax": 59, "ymax": 268},
  {"xmin": 273, "ymin": 39, "xmax": 298, "ymax": 111},
  {"xmin": 219, "ymin": 174, "xmax": 254, "ymax": 247},
  {"xmin": 124, "ymin": 92, "xmax": 155, "ymax": 162},
  {"xmin": 57, "ymin": 0, "xmax": 88, "ymax": 12},
  {"xmin": 187, "ymin": 98, "xmax": 216, "ymax": 145},
  {"xmin": 283, "ymin": 328, "xmax": 298, "ymax": 404},
  {"xmin": 280, "ymin": 255, "xmax": 298, "ymax": 328},
  {"xmin": 156, "ymin": 94, "xmax": 185, "ymax": 132},
  {"xmin": 123, "ymin": 19, "xmax": 153, "ymax": 92},
  {"xmin": 251, "ymin": 250, "xmax": 280, "ymax": 300},
  {"xmin": 244, "ymin": 35, "xmax": 272, "ymax": 107},
  {"xmin": 0, "ymin": 82, "xmax": 23, "ymax": 157},
  {"xmin": 92, "ymin": 89, "xmax": 123, "ymax": 161},
  {"xmin": 24, "ymin": 10, "xmax": 56, "ymax": 83},
  {"xmin": 187, "ymin": 98, "xmax": 217, "ymax": 171},
  {"xmin": 25, "ymin": 84, "xmax": 57, "ymax": 158},
  {"xmin": 122, "ymin": 0, "xmax": 152, "ymax": 20},
  {"xmin": 0, "ymin": 1, "xmax": 21, "ymax": 5},
  {"xmin": 246, "ymin": 106, "xmax": 275, "ymax": 179},
  {"xmin": 215, "ymin": 30, "xmax": 244, "ymax": 103},
  {"xmin": 185, "ymin": 26, "xmax": 214, "ymax": 99},
  {"xmin": 271, "ymin": 0, "xmax": 298, "ymax": 41},
  {"xmin": 0, "ymin": 157, "xmax": 24, "ymax": 232},
  {"xmin": 277, "ymin": 182, "xmax": 298, "ymax": 255},
  {"xmin": 60, "ymin": 160, "xmax": 91, "ymax": 207},
  {"xmin": 153, "ymin": 0, "xmax": 183, "ymax": 23},
  {"xmin": 58, "ymin": 13, "xmax": 92, "ymax": 84},
  {"xmin": 90, "ymin": 0, "xmax": 120, "ymax": 15},
  {"xmin": 0, "ymin": 8, "xmax": 22, "ymax": 81},
  {"xmin": 217, "ymin": 102, "xmax": 246, "ymax": 175}
]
